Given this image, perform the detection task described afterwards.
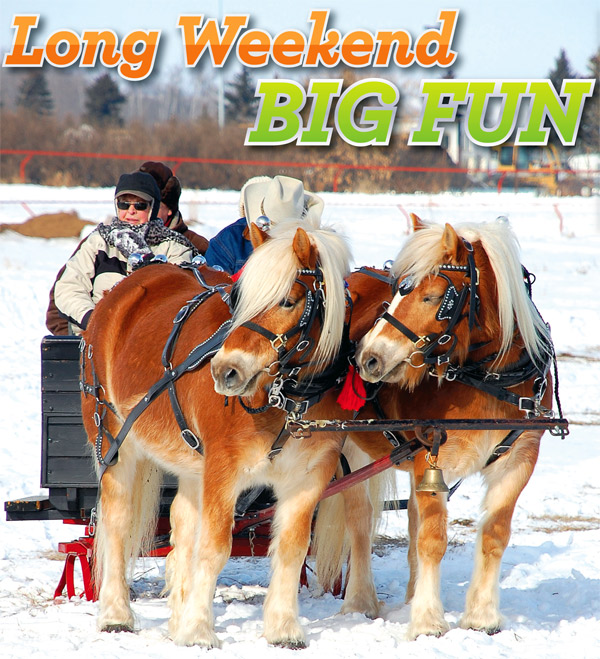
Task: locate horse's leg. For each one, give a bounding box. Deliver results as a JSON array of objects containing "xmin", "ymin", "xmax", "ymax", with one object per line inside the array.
[
  {"xmin": 460, "ymin": 432, "xmax": 541, "ymax": 633},
  {"xmin": 165, "ymin": 472, "xmax": 203, "ymax": 638},
  {"xmin": 340, "ymin": 440, "xmax": 395, "ymax": 618},
  {"xmin": 170, "ymin": 461, "xmax": 236, "ymax": 648},
  {"xmin": 338, "ymin": 477, "xmax": 380, "ymax": 618},
  {"xmin": 407, "ymin": 456, "xmax": 450, "ymax": 639},
  {"xmin": 264, "ymin": 445, "xmax": 341, "ymax": 648},
  {"xmin": 405, "ymin": 471, "xmax": 419, "ymax": 604},
  {"xmin": 313, "ymin": 440, "xmax": 381, "ymax": 618},
  {"xmin": 95, "ymin": 447, "xmax": 161, "ymax": 632}
]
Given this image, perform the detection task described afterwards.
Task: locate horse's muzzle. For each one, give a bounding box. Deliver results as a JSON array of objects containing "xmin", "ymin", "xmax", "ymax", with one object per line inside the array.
[{"xmin": 211, "ymin": 350, "xmax": 261, "ymax": 396}]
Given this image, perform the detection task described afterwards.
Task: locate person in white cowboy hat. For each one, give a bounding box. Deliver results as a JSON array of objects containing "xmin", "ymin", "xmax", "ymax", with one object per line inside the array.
[{"xmin": 204, "ymin": 175, "xmax": 324, "ymax": 275}]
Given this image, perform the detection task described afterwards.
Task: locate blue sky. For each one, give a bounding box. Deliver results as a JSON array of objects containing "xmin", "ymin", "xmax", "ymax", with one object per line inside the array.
[{"xmin": 1, "ymin": 0, "xmax": 598, "ymax": 81}]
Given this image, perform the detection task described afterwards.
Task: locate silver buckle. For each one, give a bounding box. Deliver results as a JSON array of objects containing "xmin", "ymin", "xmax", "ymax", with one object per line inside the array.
[{"xmin": 181, "ymin": 429, "xmax": 200, "ymax": 450}]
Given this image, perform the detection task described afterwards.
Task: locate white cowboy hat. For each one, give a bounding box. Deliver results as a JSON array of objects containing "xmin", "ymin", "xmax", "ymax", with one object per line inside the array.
[{"xmin": 240, "ymin": 175, "xmax": 324, "ymax": 229}]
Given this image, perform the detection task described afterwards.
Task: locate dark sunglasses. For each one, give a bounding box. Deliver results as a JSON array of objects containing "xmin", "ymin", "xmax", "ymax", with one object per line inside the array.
[{"xmin": 116, "ymin": 200, "xmax": 150, "ymax": 211}]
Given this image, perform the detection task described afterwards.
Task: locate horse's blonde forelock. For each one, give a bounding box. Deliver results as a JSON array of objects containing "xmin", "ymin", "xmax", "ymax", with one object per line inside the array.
[
  {"xmin": 392, "ymin": 220, "xmax": 550, "ymax": 364},
  {"xmin": 232, "ymin": 219, "xmax": 352, "ymax": 366}
]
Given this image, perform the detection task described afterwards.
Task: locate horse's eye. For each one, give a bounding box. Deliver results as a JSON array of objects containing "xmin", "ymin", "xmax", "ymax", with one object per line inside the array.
[
  {"xmin": 423, "ymin": 295, "xmax": 442, "ymax": 305},
  {"xmin": 280, "ymin": 298, "xmax": 295, "ymax": 309}
]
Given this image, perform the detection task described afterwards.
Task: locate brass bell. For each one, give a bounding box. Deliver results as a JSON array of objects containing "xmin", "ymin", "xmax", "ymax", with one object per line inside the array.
[{"xmin": 416, "ymin": 467, "xmax": 449, "ymax": 494}]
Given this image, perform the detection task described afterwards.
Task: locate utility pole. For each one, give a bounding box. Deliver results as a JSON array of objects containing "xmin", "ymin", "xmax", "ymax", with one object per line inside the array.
[{"xmin": 217, "ymin": 0, "xmax": 225, "ymax": 130}]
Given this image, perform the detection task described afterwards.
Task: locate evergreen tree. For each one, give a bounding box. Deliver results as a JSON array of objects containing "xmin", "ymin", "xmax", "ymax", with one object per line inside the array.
[
  {"xmin": 578, "ymin": 48, "xmax": 600, "ymax": 152},
  {"xmin": 16, "ymin": 71, "xmax": 54, "ymax": 116},
  {"xmin": 84, "ymin": 74, "xmax": 126, "ymax": 127},
  {"xmin": 224, "ymin": 68, "xmax": 258, "ymax": 123},
  {"xmin": 548, "ymin": 49, "xmax": 578, "ymax": 92},
  {"xmin": 547, "ymin": 49, "xmax": 579, "ymax": 148}
]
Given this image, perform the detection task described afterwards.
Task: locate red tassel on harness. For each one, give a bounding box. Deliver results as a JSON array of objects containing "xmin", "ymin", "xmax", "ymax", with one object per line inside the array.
[
  {"xmin": 337, "ymin": 364, "xmax": 367, "ymax": 411},
  {"xmin": 231, "ymin": 265, "xmax": 244, "ymax": 282}
]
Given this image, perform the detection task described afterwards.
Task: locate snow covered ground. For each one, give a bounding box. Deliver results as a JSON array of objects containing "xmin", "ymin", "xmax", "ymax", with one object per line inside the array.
[{"xmin": 0, "ymin": 185, "xmax": 599, "ymax": 658}]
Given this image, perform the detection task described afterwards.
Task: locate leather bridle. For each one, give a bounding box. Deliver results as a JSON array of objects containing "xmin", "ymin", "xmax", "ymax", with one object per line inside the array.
[
  {"xmin": 381, "ymin": 238, "xmax": 480, "ymax": 368},
  {"xmin": 231, "ymin": 265, "xmax": 338, "ymax": 417}
]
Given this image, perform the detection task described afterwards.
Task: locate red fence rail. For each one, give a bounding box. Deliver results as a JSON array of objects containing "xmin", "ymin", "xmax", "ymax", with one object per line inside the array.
[{"xmin": 1, "ymin": 148, "xmax": 597, "ymax": 194}]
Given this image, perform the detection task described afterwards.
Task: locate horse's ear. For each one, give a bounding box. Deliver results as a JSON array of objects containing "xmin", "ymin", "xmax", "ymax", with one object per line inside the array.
[
  {"xmin": 293, "ymin": 227, "xmax": 317, "ymax": 269},
  {"xmin": 442, "ymin": 223, "xmax": 461, "ymax": 261},
  {"xmin": 249, "ymin": 222, "xmax": 269, "ymax": 249},
  {"xmin": 410, "ymin": 213, "xmax": 426, "ymax": 232}
]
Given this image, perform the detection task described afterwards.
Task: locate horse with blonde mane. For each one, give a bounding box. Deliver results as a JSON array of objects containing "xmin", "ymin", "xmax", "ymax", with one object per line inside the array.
[
  {"xmin": 340, "ymin": 219, "xmax": 556, "ymax": 638},
  {"xmin": 210, "ymin": 216, "xmax": 394, "ymax": 639},
  {"xmin": 80, "ymin": 212, "xmax": 388, "ymax": 649}
]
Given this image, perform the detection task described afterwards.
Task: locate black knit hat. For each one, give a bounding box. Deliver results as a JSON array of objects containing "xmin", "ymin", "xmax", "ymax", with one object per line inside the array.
[
  {"xmin": 138, "ymin": 161, "xmax": 181, "ymax": 215},
  {"xmin": 114, "ymin": 172, "xmax": 161, "ymax": 221}
]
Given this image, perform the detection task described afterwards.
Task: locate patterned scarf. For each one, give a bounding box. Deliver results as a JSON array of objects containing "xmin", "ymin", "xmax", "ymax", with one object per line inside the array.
[{"xmin": 98, "ymin": 217, "xmax": 198, "ymax": 256}]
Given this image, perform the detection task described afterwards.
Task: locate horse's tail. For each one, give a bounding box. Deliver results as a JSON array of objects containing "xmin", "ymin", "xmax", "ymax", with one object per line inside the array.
[
  {"xmin": 92, "ymin": 458, "xmax": 162, "ymax": 591},
  {"xmin": 312, "ymin": 442, "xmax": 395, "ymax": 592},
  {"xmin": 312, "ymin": 487, "xmax": 349, "ymax": 592}
]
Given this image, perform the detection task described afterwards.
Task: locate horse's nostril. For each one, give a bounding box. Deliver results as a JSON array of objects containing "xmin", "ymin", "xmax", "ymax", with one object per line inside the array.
[
  {"xmin": 365, "ymin": 356, "xmax": 380, "ymax": 376},
  {"xmin": 224, "ymin": 368, "xmax": 238, "ymax": 387}
]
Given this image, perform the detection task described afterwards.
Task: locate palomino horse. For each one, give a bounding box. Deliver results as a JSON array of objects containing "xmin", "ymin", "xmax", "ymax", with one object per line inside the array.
[
  {"xmin": 346, "ymin": 219, "xmax": 555, "ymax": 638},
  {"xmin": 80, "ymin": 216, "xmax": 377, "ymax": 648},
  {"xmin": 211, "ymin": 222, "xmax": 397, "ymax": 627},
  {"xmin": 209, "ymin": 218, "xmax": 394, "ymax": 641}
]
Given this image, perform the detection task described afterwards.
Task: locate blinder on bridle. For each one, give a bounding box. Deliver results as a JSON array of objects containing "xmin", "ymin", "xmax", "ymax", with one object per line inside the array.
[
  {"xmin": 229, "ymin": 280, "xmax": 241, "ymax": 312},
  {"xmin": 435, "ymin": 273, "xmax": 468, "ymax": 322},
  {"xmin": 392, "ymin": 274, "xmax": 415, "ymax": 297},
  {"xmin": 384, "ymin": 238, "xmax": 480, "ymax": 367}
]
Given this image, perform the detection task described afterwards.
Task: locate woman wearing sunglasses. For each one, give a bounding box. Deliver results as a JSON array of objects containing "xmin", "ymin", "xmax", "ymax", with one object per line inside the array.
[{"xmin": 53, "ymin": 172, "xmax": 197, "ymax": 335}]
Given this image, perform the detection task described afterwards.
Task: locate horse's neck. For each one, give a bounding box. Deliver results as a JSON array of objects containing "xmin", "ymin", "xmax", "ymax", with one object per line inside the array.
[
  {"xmin": 347, "ymin": 272, "xmax": 391, "ymax": 343},
  {"xmin": 464, "ymin": 329, "xmax": 524, "ymax": 372}
]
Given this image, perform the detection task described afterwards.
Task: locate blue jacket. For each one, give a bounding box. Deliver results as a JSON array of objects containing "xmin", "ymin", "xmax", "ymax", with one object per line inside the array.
[{"xmin": 205, "ymin": 218, "xmax": 253, "ymax": 275}]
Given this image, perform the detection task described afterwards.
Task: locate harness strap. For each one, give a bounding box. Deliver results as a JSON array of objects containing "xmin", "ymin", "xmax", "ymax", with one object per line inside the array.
[
  {"xmin": 484, "ymin": 429, "xmax": 524, "ymax": 468},
  {"xmin": 96, "ymin": 318, "xmax": 231, "ymax": 479},
  {"xmin": 450, "ymin": 368, "xmax": 543, "ymax": 415},
  {"xmin": 168, "ymin": 382, "xmax": 202, "ymax": 451},
  {"xmin": 238, "ymin": 396, "xmax": 272, "ymax": 415},
  {"xmin": 370, "ymin": 387, "xmax": 405, "ymax": 449},
  {"xmin": 267, "ymin": 425, "xmax": 291, "ymax": 459},
  {"xmin": 163, "ymin": 275, "xmax": 232, "ymax": 368},
  {"xmin": 355, "ymin": 266, "xmax": 393, "ymax": 285},
  {"xmin": 381, "ymin": 311, "xmax": 422, "ymax": 344}
]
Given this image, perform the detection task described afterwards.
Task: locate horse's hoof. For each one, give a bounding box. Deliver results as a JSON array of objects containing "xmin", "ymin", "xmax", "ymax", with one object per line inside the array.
[
  {"xmin": 272, "ymin": 639, "xmax": 307, "ymax": 650},
  {"xmin": 459, "ymin": 614, "xmax": 503, "ymax": 635},
  {"xmin": 171, "ymin": 628, "xmax": 222, "ymax": 648},
  {"xmin": 465, "ymin": 624, "xmax": 502, "ymax": 636},
  {"xmin": 340, "ymin": 595, "xmax": 382, "ymax": 619},
  {"xmin": 101, "ymin": 623, "xmax": 134, "ymax": 633},
  {"xmin": 408, "ymin": 629, "xmax": 446, "ymax": 641},
  {"xmin": 407, "ymin": 620, "xmax": 450, "ymax": 640}
]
